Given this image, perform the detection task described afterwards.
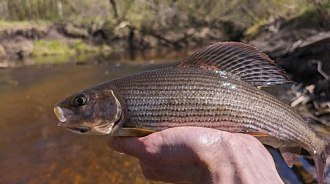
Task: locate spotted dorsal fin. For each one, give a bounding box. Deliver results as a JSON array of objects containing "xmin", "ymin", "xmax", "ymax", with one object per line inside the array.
[{"xmin": 177, "ymin": 42, "xmax": 291, "ymax": 87}]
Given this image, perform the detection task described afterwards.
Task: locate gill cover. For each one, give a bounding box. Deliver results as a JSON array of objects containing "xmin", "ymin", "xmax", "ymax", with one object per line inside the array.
[{"xmin": 94, "ymin": 89, "xmax": 122, "ymax": 134}]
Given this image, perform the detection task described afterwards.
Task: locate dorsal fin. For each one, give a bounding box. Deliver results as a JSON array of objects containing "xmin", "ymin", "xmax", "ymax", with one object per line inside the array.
[{"xmin": 177, "ymin": 42, "xmax": 291, "ymax": 87}]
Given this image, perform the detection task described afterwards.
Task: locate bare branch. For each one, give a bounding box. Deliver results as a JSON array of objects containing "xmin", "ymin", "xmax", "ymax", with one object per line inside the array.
[{"xmin": 109, "ymin": 0, "xmax": 118, "ymax": 18}]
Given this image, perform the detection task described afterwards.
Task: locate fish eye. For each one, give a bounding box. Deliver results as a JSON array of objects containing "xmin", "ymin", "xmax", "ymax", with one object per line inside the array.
[{"xmin": 73, "ymin": 94, "xmax": 87, "ymax": 106}]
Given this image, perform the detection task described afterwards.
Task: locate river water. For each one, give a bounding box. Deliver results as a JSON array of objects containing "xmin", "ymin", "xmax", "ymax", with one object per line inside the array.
[{"xmin": 0, "ymin": 50, "xmax": 189, "ymax": 184}]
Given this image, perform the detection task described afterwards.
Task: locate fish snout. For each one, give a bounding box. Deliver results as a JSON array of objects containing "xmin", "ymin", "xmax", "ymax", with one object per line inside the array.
[{"xmin": 54, "ymin": 106, "xmax": 73, "ymax": 126}]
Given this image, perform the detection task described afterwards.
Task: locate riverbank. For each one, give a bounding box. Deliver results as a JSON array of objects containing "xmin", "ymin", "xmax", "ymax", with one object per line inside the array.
[
  {"xmin": 0, "ymin": 19, "xmax": 243, "ymax": 61},
  {"xmin": 0, "ymin": 4, "xmax": 328, "ymax": 66}
]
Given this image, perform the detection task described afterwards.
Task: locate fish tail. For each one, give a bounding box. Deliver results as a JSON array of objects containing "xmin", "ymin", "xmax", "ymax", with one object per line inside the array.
[
  {"xmin": 313, "ymin": 138, "xmax": 329, "ymax": 184},
  {"xmin": 313, "ymin": 153, "xmax": 326, "ymax": 184}
]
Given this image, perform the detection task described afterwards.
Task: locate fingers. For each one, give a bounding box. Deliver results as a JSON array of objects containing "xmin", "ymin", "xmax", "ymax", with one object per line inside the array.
[
  {"xmin": 108, "ymin": 127, "xmax": 282, "ymax": 184},
  {"xmin": 108, "ymin": 129, "xmax": 201, "ymax": 167},
  {"xmin": 108, "ymin": 127, "xmax": 226, "ymax": 162},
  {"xmin": 108, "ymin": 137, "xmax": 147, "ymax": 158}
]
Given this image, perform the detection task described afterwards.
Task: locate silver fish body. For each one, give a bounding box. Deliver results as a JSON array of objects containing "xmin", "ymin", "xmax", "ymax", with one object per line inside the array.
[{"xmin": 110, "ymin": 67, "xmax": 325, "ymax": 153}]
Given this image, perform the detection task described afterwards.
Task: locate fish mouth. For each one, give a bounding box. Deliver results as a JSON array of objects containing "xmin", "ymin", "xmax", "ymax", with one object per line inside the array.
[
  {"xmin": 54, "ymin": 106, "xmax": 67, "ymax": 123},
  {"xmin": 66, "ymin": 127, "xmax": 91, "ymax": 134}
]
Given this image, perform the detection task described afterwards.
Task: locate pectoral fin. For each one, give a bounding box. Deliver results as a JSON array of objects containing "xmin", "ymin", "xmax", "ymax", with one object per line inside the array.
[
  {"xmin": 112, "ymin": 127, "xmax": 157, "ymax": 137},
  {"xmin": 279, "ymin": 147, "xmax": 301, "ymax": 168}
]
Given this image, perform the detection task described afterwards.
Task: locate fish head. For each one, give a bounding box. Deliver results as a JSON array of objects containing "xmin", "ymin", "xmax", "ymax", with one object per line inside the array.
[{"xmin": 54, "ymin": 88, "xmax": 122, "ymax": 135}]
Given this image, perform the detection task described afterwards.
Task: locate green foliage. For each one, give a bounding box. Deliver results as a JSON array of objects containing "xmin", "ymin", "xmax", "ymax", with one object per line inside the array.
[
  {"xmin": 72, "ymin": 40, "xmax": 110, "ymax": 54},
  {"xmin": 1, "ymin": 0, "xmax": 111, "ymax": 22},
  {"xmin": 33, "ymin": 40, "xmax": 74, "ymax": 56},
  {"xmin": 4, "ymin": 0, "xmax": 62, "ymax": 21},
  {"xmin": 32, "ymin": 39, "xmax": 110, "ymax": 58},
  {"xmin": 0, "ymin": 0, "xmax": 314, "ymax": 29}
]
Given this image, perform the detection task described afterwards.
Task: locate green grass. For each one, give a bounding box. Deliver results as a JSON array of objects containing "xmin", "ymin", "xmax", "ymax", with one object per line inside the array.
[
  {"xmin": 31, "ymin": 39, "xmax": 111, "ymax": 63},
  {"xmin": 73, "ymin": 40, "xmax": 100, "ymax": 54},
  {"xmin": 32, "ymin": 39, "xmax": 111, "ymax": 56},
  {"xmin": 33, "ymin": 40, "xmax": 74, "ymax": 56},
  {"xmin": 32, "ymin": 53, "xmax": 100, "ymax": 64}
]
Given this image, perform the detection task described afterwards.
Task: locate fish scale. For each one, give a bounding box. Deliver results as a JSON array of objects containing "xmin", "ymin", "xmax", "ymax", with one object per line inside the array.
[
  {"xmin": 111, "ymin": 67, "xmax": 318, "ymax": 150},
  {"xmin": 125, "ymin": 84, "xmax": 302, "ymax": 143}
]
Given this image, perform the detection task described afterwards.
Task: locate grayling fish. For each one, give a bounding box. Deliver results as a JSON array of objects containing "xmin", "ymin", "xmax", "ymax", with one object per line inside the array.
[{"xmin": 54, "ymin": 42, "xmax": 329, "ymax": 184}]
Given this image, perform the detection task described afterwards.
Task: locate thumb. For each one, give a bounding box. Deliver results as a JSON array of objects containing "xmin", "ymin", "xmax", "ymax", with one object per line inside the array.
[{"xmin": 108, "ymin": 137, "xmax": 147, "ymax": 158}]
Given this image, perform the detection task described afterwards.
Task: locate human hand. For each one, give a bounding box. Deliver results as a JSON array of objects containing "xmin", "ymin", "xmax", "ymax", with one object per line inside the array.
[{"xmin": 108, "ymin": 127, "xmax": 283, "ymax": 184}]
